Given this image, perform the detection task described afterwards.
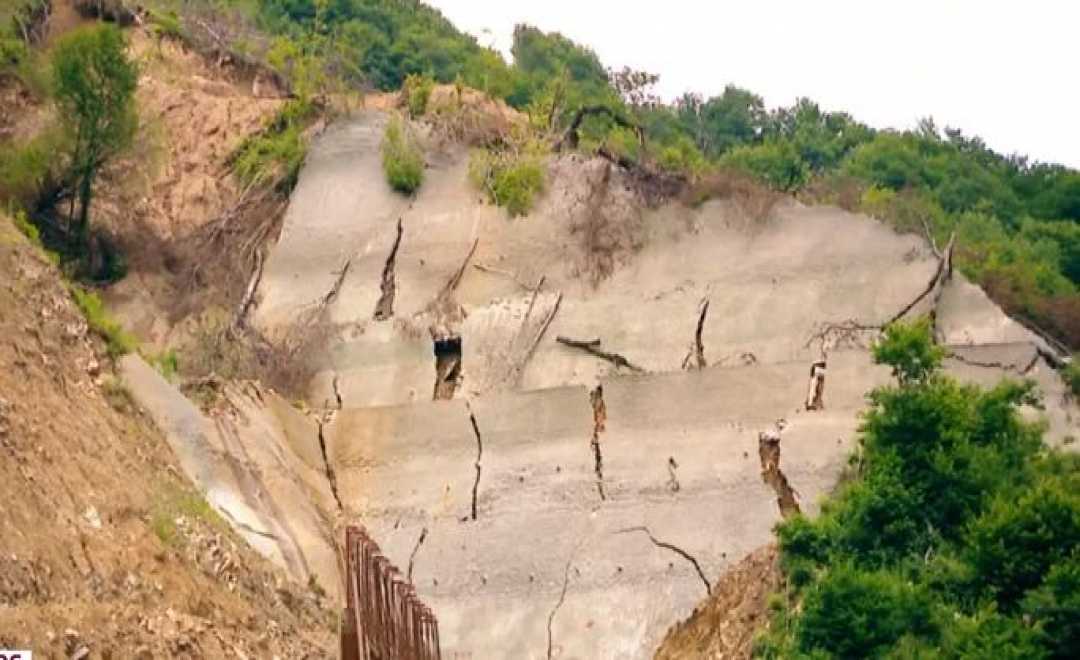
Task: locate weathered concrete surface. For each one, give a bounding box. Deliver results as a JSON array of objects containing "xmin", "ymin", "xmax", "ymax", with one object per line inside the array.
[
  {"xmin": 324, "ymin": 351, "xmax": 888, "ymax": 657},
  {"xmin": 256, "ymin": 118, "xmax": 939, "ymax": 407},
  {"xmin": 119, "ymin": 355, "xmax": 341, "ymax": 599},
  {"xmin": 255, "ymin": 113, "xmax": 409, "ymax": 329},
  {"xmin": 237, "ymin": 112, "xmax": 1079, "ymax": 657}
]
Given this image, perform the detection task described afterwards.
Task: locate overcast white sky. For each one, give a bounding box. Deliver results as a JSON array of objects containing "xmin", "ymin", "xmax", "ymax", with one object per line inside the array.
[{"xmin": 427, "ymin": 1, "xmax": 1079, "ymax": 168}]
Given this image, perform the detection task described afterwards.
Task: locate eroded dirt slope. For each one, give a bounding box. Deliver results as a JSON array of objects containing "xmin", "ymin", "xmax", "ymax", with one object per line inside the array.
[
  {"xmin": 0, "ymin": 216, "xmax": 334, "ymax": 657},
  {"xmin": 654, "ymin": 545, "xmax": 781, "ymax": 660}
]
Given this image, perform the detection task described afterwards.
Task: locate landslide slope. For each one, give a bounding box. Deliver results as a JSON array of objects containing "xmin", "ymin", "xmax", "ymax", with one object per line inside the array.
[{"xmin": 0, "ymin": 215, "xmax": 335, "ymax": 657}]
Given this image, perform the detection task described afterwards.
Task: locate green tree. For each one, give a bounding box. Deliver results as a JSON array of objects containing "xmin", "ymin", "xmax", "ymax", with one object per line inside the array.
[
  {"xmin": 872, "ymin": 316, "xmax": 946, "ymax": 385},
  {"xmin": 51, "ymin": 24, "xmax": 137, "ymax": 247}
]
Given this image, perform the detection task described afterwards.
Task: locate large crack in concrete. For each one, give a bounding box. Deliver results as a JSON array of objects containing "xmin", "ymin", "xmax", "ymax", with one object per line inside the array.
[
  {"xmin": 546, "ymin": 552, "xmax": 575, "ymax": 660},
  {"xmin": 681, "ymin": 297, "xmax": 710, "ymax": 370},
  {"xmin": 589, "ymin": 385, "xmax": 607, "ymax": 501},
  {"xmin": 316, "ymin": 419, "xmax": 343, "ymax": 512},
  {"xmin": 557, "ymin": 336, "xmax": 646, "ymax": 373},
  {"xmin": 407, "ymin": 526, "xmax": 428, "ymax": 583},
  {"xmin": 758, "ymin": 423, "xmax": 800, "ymax": 519},
  {"xmin": 373, "ymin": 217, "xmax": 404, "ymax": 321},
  {"xmin": 946, "ymin": 348, "xmax": 1041, "ymax": 375},
  {"xmin": 467, "ymin": 402, "xmax": 483, "ymax": 521},
  {"xmin": 616, "ymin": 526, "xmax": 711, "ymax": 596}
]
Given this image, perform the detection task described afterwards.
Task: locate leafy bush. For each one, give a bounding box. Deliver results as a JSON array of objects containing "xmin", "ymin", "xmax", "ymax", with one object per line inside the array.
[
  {"xmin": 760, "ymin": 319, "xmax": 1075, "ymax": 657},
  {"xmin": 0, "ymin": 126, "xmax": 65, "ymax": 209},
  {"xmin": 721, "ymin": 140, "xmax": 808, "ymax": 191},
  {"xmin": 1022, "ymin": 556, "xmax": 1080, "ymax": 658},
  {"xmin": 796, "ymin": 564, "xmax": 935, "ymax": 657},
  {"xmin": 403, "ymin": 72, "xmax": 435, "ymax": 118},
  {"xmin": 380, "ymin": 115, "xmax": 424, "ymax": 194},
  {"xmin": 70, "ymin": 286, "xmax": 138, "ymax": 357},
  {"xmin": 872, "ymin": 316, "xmax": 946, "ymax": 385},
  {"xmin": 468, "ymin": 145, "xmax": 546, "ymax": 217},
  {"xmin": 965, "ymin": 477, "xmax": 1080, "ymax": 608},
  {"xmin": 1063, "ymin": 358, "xmax": 1080, "ymax": 397},
  {"xmin": 52, "ymin": 24, "xmax": 138, "ymax": 243},
  {"xmin": 655, "ymin": 135, "xmax": 706, "ymax": 179}
]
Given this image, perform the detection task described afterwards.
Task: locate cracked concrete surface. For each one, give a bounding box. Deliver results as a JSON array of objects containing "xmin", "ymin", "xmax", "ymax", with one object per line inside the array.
[{"xmin": 135, "ymin": 113, "xmax": 1080, "ymax": 658}]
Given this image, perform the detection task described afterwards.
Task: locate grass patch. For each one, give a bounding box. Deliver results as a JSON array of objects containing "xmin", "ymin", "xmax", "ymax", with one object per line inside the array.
[
  {"xmin": 70, "ymin": 286, "xmax": 138, "ymax": 357},
  {"xmin": 0, "ymin": 126, "xmax": 66, "ymax": 209},
  {"xmin": 102, "ymin": 376, "xmax": 135, "ymax": 412},
  {"xmin": 403, "ymin": 72, "xmax": 434, "ymax": 118},
  {"xmin": 468, "ymin": 144, "xmax": 546, "ymax": 217},
  {"xmin": 381, "ymin": 114, "xmax": 424, "ymax": 194},
  {"xmin": 150, "ymin": 484, "xmax": 224, "ymax": 549},
  {"xmin": 231, "ymin": 100, "xmax": 313, "ymax": 190},
  {"xmin": 148, "ymin": 348, "xmax": 180, "ymax": 382}
]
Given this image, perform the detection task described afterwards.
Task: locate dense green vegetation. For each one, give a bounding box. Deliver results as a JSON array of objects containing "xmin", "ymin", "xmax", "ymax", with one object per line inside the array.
[
  {"xmin": 205, "ymin": 0, "xmax": 1079, "ymax": 345},
  {"xmin": 756, "ymin": 319, "xmax": 1079, "ymax": 659}
]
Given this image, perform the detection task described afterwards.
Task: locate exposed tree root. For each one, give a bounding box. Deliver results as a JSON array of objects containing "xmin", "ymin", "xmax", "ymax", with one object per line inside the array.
[
  {"xmin": 616, "ymin": 526, "xmax": 711, "ymax": 596},
  {"xmin": 232, "ymin": 246, "xmax": 264, "ymax": 329},
  {"xmin": 557, "ymin": 336, "xmax": 645, "ymax": 373},
  {"xmin": 885, "ymin": 232, "xmax": 955, "ymax": 328},
  {"xmin": 473, "ymin": 262, "xmax": 533, "ymax": 290},
  {"xmin": 443, "ymin": 237, "xmax": 479, "ymax": 295}
]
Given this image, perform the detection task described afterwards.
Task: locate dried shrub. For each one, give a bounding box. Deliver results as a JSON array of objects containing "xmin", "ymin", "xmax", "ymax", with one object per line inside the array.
[
  {"xmin": 567, "ymin": 159, "xmax": 645, "ymax": 286},
  {"xmin": 683, "ymin": 167, "xmax": 782, "ymax": 224}
]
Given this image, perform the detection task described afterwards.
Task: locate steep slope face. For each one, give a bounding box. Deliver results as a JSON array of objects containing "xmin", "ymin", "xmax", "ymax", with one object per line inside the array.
[
  {"xmin": 0, "ymin": 216, "xmax": 335, "ymax": 657},
  {"xmin": 240, "ymin": 113, "xmax": 1078, "ymax": 658},
  {"xmin": 96, "ymin": 27, "xmax": 286, "ymax": 345},
  {"xmin": 654, "ymin": 545, "xmax": 781, "ymax": 660}
]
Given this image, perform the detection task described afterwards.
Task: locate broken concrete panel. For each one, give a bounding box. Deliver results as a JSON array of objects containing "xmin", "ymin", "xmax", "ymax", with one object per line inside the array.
[
  {"xmin": 936, "ymin": 275, "xmax": 1041, "ymax": 347},
  {"xmin": 310, "ymin": 320, "xmax": 432, "ymax": 406},
  {"xmin": 944, "ymin": 345, "xmax": 1077, "ymax": 447},
  {"xmin": 323, "ymin": 362, "xmax": 876, "ymax": 658},
  {"xmin": 119, "ymin": 356, "xmax": 339, "ymax": 598},
  {"xmin": 255, "ymin": 114, "xmax": 409, "ymax": 329},
  {"xmin": 325, "ymin": 398, "xmax": 477, "ymax": 520}
]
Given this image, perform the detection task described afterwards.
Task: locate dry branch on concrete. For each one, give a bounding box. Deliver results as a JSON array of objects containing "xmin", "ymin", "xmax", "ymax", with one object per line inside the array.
[{"xmin": 556, "ymin": 336, "xmax": 645, "ymax": 373}]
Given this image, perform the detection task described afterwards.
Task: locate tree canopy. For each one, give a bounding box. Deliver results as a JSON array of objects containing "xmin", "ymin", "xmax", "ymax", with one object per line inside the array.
[
  {"xmin": 758, "ymin": 319, "xmax": 1079, "ymax": 659},
  {"xmin": 51, "ymin": 23, "xmax": 137, "ymax": 245}
]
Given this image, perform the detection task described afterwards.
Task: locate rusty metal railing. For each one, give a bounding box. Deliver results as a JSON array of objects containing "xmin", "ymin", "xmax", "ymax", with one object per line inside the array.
[{"xmin": 341, "ymin": 525, "xmax": 441, "ymax": 660}]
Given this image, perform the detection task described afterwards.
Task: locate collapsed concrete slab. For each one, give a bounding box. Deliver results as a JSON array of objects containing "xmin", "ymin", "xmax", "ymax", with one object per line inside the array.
[
  {"xmin": 119, "ymin": 355, "xmax": 341, "ymax": 599},
  {"xmin": 321, "ymin": 351, "xmax": 891, "ymax": 657},
  {"xmin": 231, "ymin": 112, "xmax": 1079, "ymax": 656}
]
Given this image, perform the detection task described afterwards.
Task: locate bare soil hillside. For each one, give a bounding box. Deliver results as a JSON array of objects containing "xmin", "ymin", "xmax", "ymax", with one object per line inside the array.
[
  {"xmin": 0, "ymin": 215, "xmax": 335, "ymax": 657},
  {"xmin": 654, "ymin": 545, "xmax": 781, "ymax": 659}
]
